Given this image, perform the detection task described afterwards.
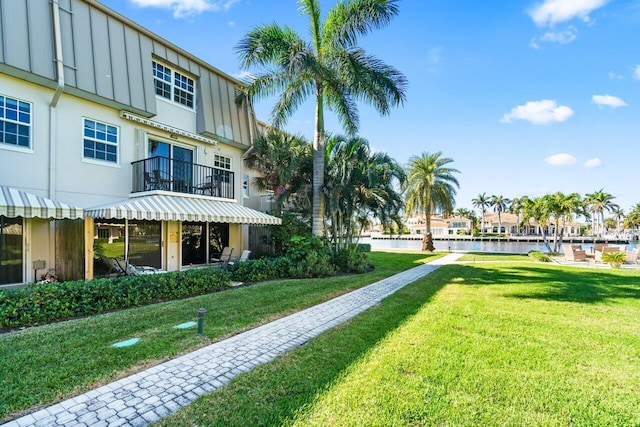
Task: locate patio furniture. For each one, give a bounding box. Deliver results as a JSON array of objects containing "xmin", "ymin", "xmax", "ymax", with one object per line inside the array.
[
  {"xmin": 625, "ymin": 247, "xmax": 640, "ymax": 264},
  {"xmin": 101, "ymin": 256, "xmax": 127, "ymax": 277},
  {"xmin": 562, "ymin": 244, "xmax": 586, "ymax": 261},
  {"xmin": 211, "ymin": 247, "xmax": 233, "ymax": 266},
  {"xmin": 228, "ymin": 250, "xmax": 251, "ymax": 267},
  {"xmin": 595, "ymin": 246, "xmax": 620, "ymax": 262}
]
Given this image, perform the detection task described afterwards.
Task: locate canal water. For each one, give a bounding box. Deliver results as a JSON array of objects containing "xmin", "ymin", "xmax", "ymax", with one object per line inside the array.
[{"xmin": 360, "ymin": 237, "xmax": 638, "ymax": 254}]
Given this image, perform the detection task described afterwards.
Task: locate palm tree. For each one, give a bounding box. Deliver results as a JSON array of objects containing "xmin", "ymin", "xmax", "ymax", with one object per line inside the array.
[
  {"xmin": 624, "ymin": 203, "xmax": 640, "ymax": 231},
  {"xmin": 324, "ymin": 135, "xmax": 405, "ymax": 253},
  {"xmin": 585, "ymin": 189, "xmax": 618, "ymax": 237},
  {"xmin": 472, "ymin": 193, "xmax": 489, "ymax": 234},
  {"xmin": 404, "ymin": 152, "xmax": 460, "ymax": 252},
  {"xmin": 236, "ymin": 0, "xmax": 407, "ymax": 236},
  {"xmin": 521, "ymin": 196, "xmax": 553, "ymax": 252},
  {"xmin": 611, "ymin": 207, "xmax": 625, "ymax": 235},
  {"xmin": 508, "ymin": 197, "xmax": 524, "ymax": 235},
  {"xmin": 544, "ymin": 192, "xmax": 584, "ymax": 253},
  {"xmin": 489, "ymin": 195, "xmax": 510, "ymax": 235},
  {"xmin": 244, "ymin": 128, "xmax": 312, "ymax": 216}
]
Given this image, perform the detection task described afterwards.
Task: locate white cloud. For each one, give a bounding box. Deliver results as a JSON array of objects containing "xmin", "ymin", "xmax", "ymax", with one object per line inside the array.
[
  {"xmin": 531, "ymin": 26, "xmax": 577, "ymax": 48},
  {"xmin": 585, "ymin": 158, "xmax": 602, "ymax": 168},
  {"xmin": 529, "ymin": 0, "xmax": 610, "ymax": 27},
  {"xmin": 540, "ymin": 26, "xmax": 578, "ymax": 43},
  {"xmin": 591, "ymin": 94, "xmax": 627, "ymax": 108},
  {"xmin": 634, "ymin": 65, "xmax": 640, "ymax": 80},
  {"xmin": 130, "ymin": 0, "xmax": 239, "ymax": 18},
  {"xmin": 545, "ymin": 153, "xmax": 577, "ymax": 166},
  {"xmin": 501, "ymin": 100, "xmax": 574, "ymax": 125},
  {"xmin": 608, "ymin": 71, "xmax": 624, "ymax": 80}
]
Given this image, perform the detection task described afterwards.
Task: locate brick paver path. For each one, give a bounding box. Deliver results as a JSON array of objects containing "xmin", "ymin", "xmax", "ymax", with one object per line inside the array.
[{"xmin": 3, "ymin": 252, "xmax": 463, "ymax": 427}]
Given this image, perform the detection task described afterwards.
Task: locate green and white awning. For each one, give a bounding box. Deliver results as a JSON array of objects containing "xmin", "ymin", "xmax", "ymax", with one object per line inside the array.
[
  {"xmin": 84, "ymin": 194, "xmax": 281, "ymax": 225},
  {"xmin": 0, "ymin": 186, "xmax": 84, "ymax": 219}
]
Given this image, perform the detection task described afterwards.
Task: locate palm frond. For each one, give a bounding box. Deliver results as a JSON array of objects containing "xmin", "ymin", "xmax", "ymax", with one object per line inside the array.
[{"xmin": 324, "ymin": 0, "xmax": 400, "ymax": 50}]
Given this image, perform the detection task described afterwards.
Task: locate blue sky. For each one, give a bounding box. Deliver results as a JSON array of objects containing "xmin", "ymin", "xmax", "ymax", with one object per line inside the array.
[{"xmin": 100, "ymin": 0, "xmax": 639, "ymax": 213}]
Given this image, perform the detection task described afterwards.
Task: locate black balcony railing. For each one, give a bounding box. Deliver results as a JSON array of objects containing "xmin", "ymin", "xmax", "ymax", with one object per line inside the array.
[{"xmin": 132, "ymin": 156, "xmax": 234, "ymax": 199}]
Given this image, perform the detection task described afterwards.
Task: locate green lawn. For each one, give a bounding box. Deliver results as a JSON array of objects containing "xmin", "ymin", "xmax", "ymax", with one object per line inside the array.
[
  {"xmin": 156, "ymin": 262, "xmax": 640, "ymax": 427},
  {"xmin": 0, "ymin": 251, "xmax": 437, "ymax": 422}
]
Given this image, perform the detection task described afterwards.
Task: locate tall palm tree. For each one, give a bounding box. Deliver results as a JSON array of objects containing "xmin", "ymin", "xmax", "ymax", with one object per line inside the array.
[
  {"xmin": 404, "ymin": 152, "xmax": 460, "ymax": 252},
  {"xmin": 236, "ymin": 0, "xmax": 407, "ymax": 236},
  {"xmin": 244, "ymin": 128, "xmax": 312, "ymax": 216},
  {"xmin": 585, "ymin": 189, "xmax": 618, "ymax": 237},
  {"xmin": 472, "ymin": 193, "xmax": 489, "ymax": 234},
  {"xmin": 489, "ymin": 195, "xmax": 510, "ymax": 235},
  {"xmin": 324, "ymin": 135, "xmax": 405, "ymax": 253}
]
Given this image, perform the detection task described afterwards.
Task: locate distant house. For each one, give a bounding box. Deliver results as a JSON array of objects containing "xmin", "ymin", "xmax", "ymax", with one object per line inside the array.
[
  {"xmin": 406, "ymin": 215, "xmax": 473, "ymax": 236},
  {"xmin": 482, "ymin": 213, "xmax": 582, "ymax": 236},
  {"xmin": 0, "ymin": 0, "xmax": 279, "ymax": 286}
]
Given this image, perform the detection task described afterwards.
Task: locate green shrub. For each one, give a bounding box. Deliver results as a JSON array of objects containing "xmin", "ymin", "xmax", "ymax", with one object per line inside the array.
[
  {"xmin": 354, "ymin": 243, "xmax": 371, "ymax": 253},
  {"xmin": 528, "ymin": 251, "xmax": 552, "ymax": 262},
  {"xmin": 333, "ymin": 249, "xmax": 370, "ymax": 274},
  {"xmin": 0, "ymin": 268, "xmax": 231, "ymax": 329}
]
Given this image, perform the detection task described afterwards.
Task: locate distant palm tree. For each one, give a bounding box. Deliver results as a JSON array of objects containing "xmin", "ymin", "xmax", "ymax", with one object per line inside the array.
[
  {"xmin": 509, "ymin": 197, "xmax": 524, "ymax": 235},
  {"xmin": 489, "ymin": 195, "xmax": 510, "ymax": 235},
  {"xmin": 545, "ymin": 192, "xmax": 584, "ymax": 253},
  {"xmin": 521, "ymin": 196, "xmax": 553, "ymax": 252},
  {"xmin": 472, "ymin": 193, "xmax": 490, "ymax": 234},
  {"xmin": 585, "ymin": 189, "xmax": 618, "ymax": 237},
  {"xmin": 404, "ymin": 152, "xmax": 460, "ymax": 252},
  {"xmin": 611, "ymin": 207, "xmax": 625, "ymax": 234},
  {"xmin": 236, "ymin": 0, "xmax": 407, "ymax": 237}
]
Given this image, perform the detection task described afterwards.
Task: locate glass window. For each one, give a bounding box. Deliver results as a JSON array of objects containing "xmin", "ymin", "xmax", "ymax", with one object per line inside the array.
[
  {"xmin": 0, "ymin": 95, "xmax": 31, "ymax": 149},
  {"xmin": 83, "ymin": 118, "xmax": 118, "ymax": 163},
  {"xmin": 214, "ymin": 154, "xmax": 232, "ymax": 170},
  {"xmin": 153, "ymin": 61, "xmax": 195, "ymax": 109},
  {"xmin": 0, "ymin": 216, "xmax": 23, "ymax": 285}
]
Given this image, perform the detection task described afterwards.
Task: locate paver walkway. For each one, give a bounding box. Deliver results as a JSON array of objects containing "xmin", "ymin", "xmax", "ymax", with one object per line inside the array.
[{"xmin": 3, "ymin": 253, "xmax": 464, "ymax": 427}]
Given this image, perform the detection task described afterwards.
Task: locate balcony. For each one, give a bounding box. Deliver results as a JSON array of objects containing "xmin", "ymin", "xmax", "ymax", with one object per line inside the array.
[{"xmin": 132, "ymin": 156, "xmax": 234, "ymax": 199}]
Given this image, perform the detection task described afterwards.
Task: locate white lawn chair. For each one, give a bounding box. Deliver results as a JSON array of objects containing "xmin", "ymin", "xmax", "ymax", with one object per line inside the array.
[
  {"xmin": 228, "ymin": 250, "xmax": 251, "ymax": 267},
  {"xmin": 211, "ymin": 247, "xmax": 233, "ymax": 267}
]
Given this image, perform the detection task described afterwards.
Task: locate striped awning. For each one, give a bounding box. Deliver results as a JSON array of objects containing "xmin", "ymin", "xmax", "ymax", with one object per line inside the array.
[
  {"xmin": 84, "ymin": 194, "xmax": 281, "ymax": 225},
  {"xmin": 0, "ymin": 186, "xmax": 84, "ymax": 219}
]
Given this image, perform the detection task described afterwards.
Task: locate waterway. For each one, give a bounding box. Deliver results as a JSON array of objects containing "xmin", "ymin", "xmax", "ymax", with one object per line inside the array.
[{"xmin": 360, "ymin": 237, "xmax": 638, "ymax": 254}]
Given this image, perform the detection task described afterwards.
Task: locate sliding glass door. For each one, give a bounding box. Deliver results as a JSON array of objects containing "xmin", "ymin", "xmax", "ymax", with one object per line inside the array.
[{"xmin": 148, "ymin": 140, "xmax": 194, "ymax": 193}]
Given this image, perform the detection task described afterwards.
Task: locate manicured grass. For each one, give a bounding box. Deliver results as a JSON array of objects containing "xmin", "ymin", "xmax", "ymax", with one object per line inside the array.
[
  {"xmin": 0, "ymin": 251, "xmax": 438, "ymax": 421},
  {"xmin": 458, "ymin": 252, "xmax": 532, "ymax": 262},
  {"xmin": 157, "ymin": 262, "xmax": 640, "ymax": 426}
]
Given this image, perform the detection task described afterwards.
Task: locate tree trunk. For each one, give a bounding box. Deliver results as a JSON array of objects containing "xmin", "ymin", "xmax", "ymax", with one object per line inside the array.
[{"xmin": 311, "ymin": 84, "xmax": 325, "ymax": 237}]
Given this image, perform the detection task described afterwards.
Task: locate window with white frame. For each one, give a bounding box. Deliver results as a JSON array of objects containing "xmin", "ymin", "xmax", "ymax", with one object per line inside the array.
[
  {"xmin": 153, "ymin": 61, "xmax": 195, "ymax": 109},
  {"xmin": 83, "ymin": 118, "xmax": 118, "ymax": 163},
  {"xmin": 214, "ymin": 154, "xmax": 232, "ymax": 170},
  {"xmin": 242, "ymin": 175, "xmax": 249, "ymax": 198},
  {"xmin": 0, "ymin": 95, "xmax": 31, "ymax": 149}
]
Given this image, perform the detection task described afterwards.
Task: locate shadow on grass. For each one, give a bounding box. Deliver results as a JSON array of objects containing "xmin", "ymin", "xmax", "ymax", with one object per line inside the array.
[
  {"xmin": 445, "ymin": 263, "xmax": 640, "ymax": 304},
  {"xmin": 155, "ymin": 266, "xmax": 451, "ymax": 427}
]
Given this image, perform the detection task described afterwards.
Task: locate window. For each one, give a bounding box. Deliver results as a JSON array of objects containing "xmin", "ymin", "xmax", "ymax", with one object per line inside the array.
[
  {"xmin": 242, "ymin": 175, "xmax": 249, "ymax": 198},
  {"xmin": 83, "ymin": 119, "xmax": 118, "ymax": 163},
  {"xmin": 214, "ymin": 154, "xmax": 232, "ymax": 170},
  {"xmin": 153, "ymin": 61, "xmax": 195, "ymax": 109},
  {"xmin": 0, "ymin": 95, "xmax": 31, "ymax": 149}
]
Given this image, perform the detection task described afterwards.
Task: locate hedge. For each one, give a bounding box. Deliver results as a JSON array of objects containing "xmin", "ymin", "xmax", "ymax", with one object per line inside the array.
[{"xmin": 0, "ymin": 268, "xmax": 231, "ymax": 329}]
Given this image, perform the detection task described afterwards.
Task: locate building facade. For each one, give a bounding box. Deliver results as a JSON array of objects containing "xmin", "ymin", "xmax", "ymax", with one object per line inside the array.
[{"xmin": 0, "ymin": 0, "xmax": 279, "ymax": 286}]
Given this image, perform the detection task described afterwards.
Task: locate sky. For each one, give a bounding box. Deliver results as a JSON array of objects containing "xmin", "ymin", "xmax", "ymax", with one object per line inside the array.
[{"xmin": 99, "ymin": 0, "xmax": 640, "ymax": 213}]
